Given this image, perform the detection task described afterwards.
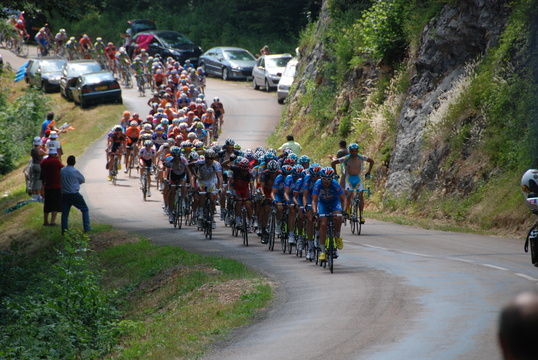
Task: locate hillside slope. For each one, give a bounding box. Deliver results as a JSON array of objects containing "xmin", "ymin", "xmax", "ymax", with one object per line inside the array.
[{"xmin": 275, "ymin": 0, "xmax": 538, "ymax": 234}]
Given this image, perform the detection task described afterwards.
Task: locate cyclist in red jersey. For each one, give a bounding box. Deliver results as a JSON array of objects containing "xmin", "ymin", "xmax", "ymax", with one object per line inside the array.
[{"xmin": 223, "ymin": 158, "xmax": 255, "ymax": 231}]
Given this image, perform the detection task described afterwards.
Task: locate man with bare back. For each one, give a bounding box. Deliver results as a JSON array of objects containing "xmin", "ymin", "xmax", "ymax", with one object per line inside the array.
[{"xmin": 331, "ymin": 143, "xmax": 374, "ymax": 224}]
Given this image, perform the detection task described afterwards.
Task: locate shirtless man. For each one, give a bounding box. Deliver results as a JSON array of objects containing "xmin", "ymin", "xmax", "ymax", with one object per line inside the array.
[{"xmin": 331, "ymin": 143, "xmax": 373, "ymax": 224}]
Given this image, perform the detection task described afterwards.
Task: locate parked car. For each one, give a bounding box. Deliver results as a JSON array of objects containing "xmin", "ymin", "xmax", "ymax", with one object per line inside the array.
[
  {"xmin": 129, "ymin": 30, "xmax": 202, "ymax": 66},
  {"xmin": 199, "ymin": 46, "xmax": 256, "ymax": 80},
  {"xmin": 60, "ymin": 60, "xmax": 103, "ymax": 101},
  {"xmin": 277, "ymin": 58, "xmax": 298, "ymax": 104},
  {"xmin": 71, "ymin": 71, "xmax": 122, "ymax": 109},
  {"xmin": 24, "ymin": 58, "xmax": 67, "ymax": 92},
  {"xmin": 127, "ymin": 19, "xmax": 156, "ymax": 35},
  {"xmin": 252, "ymin": 53, "xmax": 293, "ymax": 91}
]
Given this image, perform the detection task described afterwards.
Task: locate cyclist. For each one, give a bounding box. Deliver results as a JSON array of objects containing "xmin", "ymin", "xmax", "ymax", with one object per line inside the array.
[
  {"xmin": 138, "ymin": 140, "xmax": 156, "ymax": 197},
  {"xmin": 124, "ymin": 121, "xmax": 141, "ymax": 173},
  {"xmin": 13, "ymin": 19, "xmax": 28, "ymax": 51},
  {"xmin": 284, "ymin": 164, "xmax": 304, "ymax": 245},
  {"xmin": 35, "ymin": 28, "xmax": 50, "ymax": 56},
  {"xmin": 66, "ymin": 36, "xmax": 78, "ymax": 60},
  {"xmin": 331, "ymin": 143, "xmax": 374, "ymax": 224},
  {"xmin": 258, "ymin": 160, "xmax": 281, "ymax": 242},
  {"xmin": 201, "ymin": 108, "xmax": 216, "ymax": 143},
  {"xmin": 226, "ymin": 158, "xmax": 255, "ymax": 231},
  {"xmin": 55, "ymin": 29, "xmax": 68, "ymax": 53},
  {"xmin": 106, "ymin": 125, "xmax": 127, "ymax": 181},
  {"xmin": 190, "ymin": 149, "xmax": 223, "ymax": 229},
  {"xmin": 163, "ymin": 146, "xmax": 193, "ymax": 223},
  {"xmin": 271, "ymin": 164, "xmax": 293, "ymax": 235},
  {"xmin": 79, "ymin": 34, "xmax": 93, "ymax": 59},
  {"xmin": 104, "ymin": 42, "xmax": 117, "ymax": 73},
  {"xmin": 211, "ymin": 97, "xmax": 225, "ymax": 132},
  {"xmin": 312, "ymin": 167, "xmax": 346, "ymax": 262},
  {"xmin": 302, "ymin": 163, "xmax": 322, "ymax": 260}
]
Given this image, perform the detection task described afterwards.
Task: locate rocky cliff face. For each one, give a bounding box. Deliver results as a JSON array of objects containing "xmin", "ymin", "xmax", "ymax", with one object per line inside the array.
[
  {"xmin": 291, "ymin": 0, "xmax": 512, "ymax": 199},
  {"xmin": 386, "ymin": 0, "xmax": 510, "ymax": 198}
]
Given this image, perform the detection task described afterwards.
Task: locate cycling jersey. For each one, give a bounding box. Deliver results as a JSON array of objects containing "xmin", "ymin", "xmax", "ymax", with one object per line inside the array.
[
  {"xmin": 230, "ymin": 165, "xmax": 252, "ymax": 199},
  {"xmin": 337, "ymin": 154, "xmax": 369, "ymax": 191},
  {"xmin": 138, "ymin": 147, "xmax": 155, "ymax": 161},
  {"xmin": 272, "ymin": 173, "xmax": 287, "ymax": 202},
  {"xmin": 164, "ymin": 155, "xmax": 188, "ymax": 175},
  {"xmin": 293, "ymin": 177, "xmax": 304, "ymax": 206},
  {"xmin": 312, "ymin": 179, "xmax": 344, "ymax": 215},
  {"xmin": 152, "ymin": 133, "xmax": 167, "ymax": 150},
  {"xmin": 302, "ymin": 173, "xmax": 318, "ymax": 205}
]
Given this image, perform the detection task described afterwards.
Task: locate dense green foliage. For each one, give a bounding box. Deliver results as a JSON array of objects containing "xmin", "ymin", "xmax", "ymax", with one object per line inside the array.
[
  {"xmin": 0, "ymin": 85, "xmax": 49, "ymax": 175},
  {"xmin": 0, "ymin": 233, "xmax": 120, "ymax": 359},
  {"xmin": 56, "ymin": 0, "xmax": 322, "ymax": 55}
]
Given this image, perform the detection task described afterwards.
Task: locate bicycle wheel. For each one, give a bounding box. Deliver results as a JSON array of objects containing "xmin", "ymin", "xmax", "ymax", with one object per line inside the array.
[
  {"xmin": 205, "ymin": 200, "xmax": 213, "ymax": 239},
  {"xmin": 356, "ymin": 199, "xmax": 362, "ymax": 235},
  {"xmin": 327, "ymin": 225, "xmax": 335, "ymax": 273},
  {"xmin": 280, "ymin": 223, "xmax": 287, "ymax": 253},
  {"xmin": 20, "ymin": 41, "xmax": 29, "ymax": 57},
  {"xmin": 174, "ymin": 198, "xmax": 181, "ymax": 229},
  {"xmin": 112, "ymin": 157, "xmax": 119, "ymax": 185},
  {"xmin": 242, "ymin": 210, "xmax": 248, "ymax": 246},
  {"xmin": 350, "ymin": 202, "xmax": 358, "ymax": 234},
  {"xmin": 142, "ymin": 174, "xmax": 147, "ymax": 201},
  {"xmin": 268, "ymin": 212, "xmax": 276, "ymax": 251}
]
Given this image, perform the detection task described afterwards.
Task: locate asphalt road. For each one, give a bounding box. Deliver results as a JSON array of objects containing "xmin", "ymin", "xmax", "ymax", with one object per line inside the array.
[{"xmin": 2, "ymin": 48, "xmax": 537, "ymax": 360}]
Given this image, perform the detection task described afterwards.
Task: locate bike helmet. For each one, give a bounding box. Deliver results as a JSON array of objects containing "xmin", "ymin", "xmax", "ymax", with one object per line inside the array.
[
  {"xmin": 189, "ymin": 151, "xmax": 200, "ymax": 161},
  {"xmin": 264, "ymin": 152, "xmax": 276, "ymax": 161},
  {"xmin": 267, "ymin": 148, "xmax": 277, "ymax": 155},
  {"xmin": 267, "ymin": 160, "xmax": 280, "ymax": 172},
  {"xmin": 196, "ymin": 122, "xmax": 204, "ymax": 128},
  {"xmin": 207, "ymin": 108, "xmax": 214, "ymax": 113},
  {"xmin": 292, "ymin": 164, "xmax": 304, "ymax": 176},
  {"xmin": 255, "ymin": 146, "xmax": 265, "ymax": 154},
  {"xmin": 170, "ymin": 146, "xmax": 181, "ymax": 155},
  {"xmin": 179, "ymin": 123, "xmax": 188, "ymax": 130},
  {"xmin": 130, "ymin": 121, "xmax": 138, "ymax": 126},
  {"xmin": 143, "ymin": 124, "xmax": 152, "ymax": 130},
  {"xmin": 234, "ymin": 143, "xmax": 242, "ymax": 150},
  {"xmin": 161, "ymin": 119, "xmax": 169, "ymax": 125},
  {"xmin": 123, "ymin": 111, "xmax": 130, "ymax": 117},
  {"xmin": 213, "ymin": 97, "xmax": 219, "ymax": 102},
  {"xmin": 244, "ymin": 149, "xmax": 254, "ymax": 159},
  {"xmin": 309, "ymin": 163, "xmax": 322, "ymax": 176},
  {"xmin": 113, "ymin": 125, "xmax": 122, "ymax": 131},
  {"xmin": 205, "ymin": 149, "xmax": 216, "ymax": 159},
  {"xmin": 299, "ymin": 155, "xmax": 310, "ymax": 165},
  {"xmin": 320, "ymin": 167, "xmax": 335, "ymax": 179},
  {"xmin": 287, "ymin": 153, "xmax": 298, "ymax": 162},
  {"xmin": 144, "ymin": 140, "xmax": 153, "ymax": 146},
  {"xmin": 225, "ymin": 137, "xmax": 235, "ymax": 146},
  {"xmin": 132, "ymin": 113, "xmax": 139, "ymax": 118},
  {"xmin": 194, "ymin": 140, "xmax": 204, "ymax": 149},
  {"xmin": 155, "ymin": 125, "xmax": 164, "ymax": 131},
  {"xmin": 238, "ymin": 158, "xmax": 250, "ymax": 170},
  {"xmin": 212, "ymin": 144, "xmax": 222, "ymax": 152},
  {"xmin": 283, "ymin": 147, "xmax": 293, "ymax": 156},
  {"xmin": 96, "ymin": 37, "xmax": 102, "ymax": 42},
  {"xmin": 187, "ymin": 132, "xmax": 197, "ymax": 139},
  {"xmin": 199, "ymin": 94, "xmax": 205, "ymax": 99},
  {"xmin": 182, "ymin": 141, "xmax": 193, "ymax": 148},
  {"xmin": 281, "ymin": 164, "xmax": 293, "ymax": 175},
  {"xmin": 348, "ymin": 143, "xmax": 360, "ymax": 150},
  {"xmin": 522, "ymin": 169, "xmax": 538, "ymax": 201},
  {"xmin": 283, "ymin": 158, "xmax": 295, "ymax": 166}
]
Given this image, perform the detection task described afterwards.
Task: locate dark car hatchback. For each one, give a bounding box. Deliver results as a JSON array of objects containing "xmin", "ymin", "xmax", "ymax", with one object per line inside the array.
[
  {"xmin": 71, "ymin": 71, "xmax": 122, "ymax": 109},
  {"xmin": 130, "ymin": 30, "xmax": 202, "ymax": 66},
  {"xmin": 60, "ymin": 60, "xmax": 103, "ymax": 100}
]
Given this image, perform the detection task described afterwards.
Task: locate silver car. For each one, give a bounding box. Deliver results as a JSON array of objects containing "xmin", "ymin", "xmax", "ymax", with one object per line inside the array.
[
  {"xmin": 199, "ymin": 47, "xmax": 256, "ymax": 80},
  {"xmin": 252, "ymin": 54, "xmax": 292, "ymax": 91},
  {"xmin": 277, "ymin": 58, "xmax": 298, "ymax": 103}
]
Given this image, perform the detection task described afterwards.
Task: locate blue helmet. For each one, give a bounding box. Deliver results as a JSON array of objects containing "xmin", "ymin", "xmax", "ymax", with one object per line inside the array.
[{"xmin": 320, "ymin": 166, "xmax": 335, "ymax": 179}]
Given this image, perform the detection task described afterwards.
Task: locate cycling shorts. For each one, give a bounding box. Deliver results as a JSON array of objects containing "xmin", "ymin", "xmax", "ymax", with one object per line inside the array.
[
  {"xmin": 198, "ymin": 178, "xmax": 219, "ymax": 194},
  {"xmin": 274, "ymin": 192, "xmax": 285, "ymax": 203},
  {"xmin": 204, "ymin": 122, "xmax": 213, "ymax": 129},
  {"xmin": 294, "ymin": 194, "xmax": 304, "ymax": 207},
  {"xmin": 345, "ymin": 175, "xmax": 363, "ymax": 191},
  {"xmin": 169, "ymin": 172, "xmax": 186, "ymax": 185},
  {"xmin": 233, "ymin": 187, "xmax": 250, "ymax": 200},
  {"xmin": 318, "ymin": 200, "xmax": 342, "ymax": 216},
  {"xmin": 111, "ymin": 142, "xmax": 122, "ymax": 153},
  {"xmin": 141, "ymin": 159, "xmax": 152, "ymax": 168}
]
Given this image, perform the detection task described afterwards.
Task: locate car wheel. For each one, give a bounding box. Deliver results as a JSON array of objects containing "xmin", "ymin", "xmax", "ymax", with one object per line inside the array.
[
  {"xmin": 278, "ymin": 97, "xmax": 284, "ymax": 104},
  {"xmin": 80, "ymin": 98, "xmax": 87, "ymax": 109},
  {"xmin": 222, "ymin": 67, "xmax": 229, "ymax": 81},
  {"xmin": 265, "ymin": 79, "xmax": 271, "ymax": 92},
  {"xmin": 253, "ymin": 78, "xmax": 259, "ymax": 90}
]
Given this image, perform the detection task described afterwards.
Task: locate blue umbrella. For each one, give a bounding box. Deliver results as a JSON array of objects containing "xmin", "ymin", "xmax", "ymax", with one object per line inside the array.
[{"xmin": 14, "ymin": 61, "xmax": 29, "ymax": 82}]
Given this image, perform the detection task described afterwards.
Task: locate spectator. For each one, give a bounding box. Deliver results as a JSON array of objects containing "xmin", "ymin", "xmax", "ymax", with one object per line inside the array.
[
  {"xmin": 46, "ymin": 131, "xmax": 63, "ymax": 162},
  {"xmin": 278, "ymin": 135, "xmax": 302, "ymax": 156},
  {"xmin": 499, "ymin": 291, "xmax": 538, "ymax": 360},
  {"xmin": 60, "ymin": 155, "xmax": 91, "ymax": 234},
  {"xmin": 41, "ymin": 111, "xmax": 60, "ymax": 137},
  {"xmin": 40, "ymin": 147, "xmax": 63, "ymax": 226},
  {"xmin": 29, "ymin": 136, "xmax": 45, "ymax": 200}
]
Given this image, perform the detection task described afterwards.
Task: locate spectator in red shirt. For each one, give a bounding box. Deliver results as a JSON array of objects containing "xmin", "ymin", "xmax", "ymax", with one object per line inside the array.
[{"xmin": 40, "ymin": 148, "xmax": 64, "ymax": 226}]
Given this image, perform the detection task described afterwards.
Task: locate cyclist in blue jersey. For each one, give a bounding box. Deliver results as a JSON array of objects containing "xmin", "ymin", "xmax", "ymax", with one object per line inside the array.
[
  {"xmin": 291, "ymin": 165, "xmax": 306, "ymax": 251},
  {"xmin": 283, "ymin": 164, "xmax": 304, "ymax": 245},
  {"xmin": 302, "ymin": 163, "xmax": 322, "ymax": 260},
  {"xmin": 312, "ymin": 167, "xmax": 346, "ymax": 262},
  {"xmin": 271, "ymin": 164, "xmax": 293, "ymax": 235}
]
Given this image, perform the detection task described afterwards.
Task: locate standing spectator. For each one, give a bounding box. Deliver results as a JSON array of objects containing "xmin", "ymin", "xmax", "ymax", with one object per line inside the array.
[
  {"xmin": 499, "ymin": 291, "xmax": 538, "ymax": 360},
  {"xmin": 329, "ymin": 140, "xmax": 349, "ymax": 189},
  {"xmin": 29, "ymin": 137, "xmax": 45, "ymax": 200},
  {"xmin": 46, "ymin": 131, "xmax": 63, "ymax": 162},
  {"xmin": 277, "ymin": 135, "xmax": 302, "ymax": 156},
  {"xmin": 60, "ymin": 156, "xmax": 91, "ymax": 234},
  {"xmin": 40, "ymin": 147, "xmax": 63, "ymax": 226}
]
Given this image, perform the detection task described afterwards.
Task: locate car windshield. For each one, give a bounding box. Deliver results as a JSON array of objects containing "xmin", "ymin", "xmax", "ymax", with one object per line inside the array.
[
  {"xmin": 41, "ymin": 61, "xmax": 65, "ymax": 73},
  {"xmin": 282, "ymin": 61, "xmax": 297, "ymax": 77},
  {"xmin": 83, "ymin": 73, "xmax": 115, "ymax": 84},
  {"xmin": 158, "ymin": 32, "xmax": 194, "ymax": 47},
  {"xmin": 67, "ymin": 63, "xmax": 102, "ymax": 77},
  {"xmin": 266, "ymin": 57, "xmax": 291, "ymax": 68},
  {"xmin": 224, "ymin": 50, "xmax": 255, "ymax": 61}
]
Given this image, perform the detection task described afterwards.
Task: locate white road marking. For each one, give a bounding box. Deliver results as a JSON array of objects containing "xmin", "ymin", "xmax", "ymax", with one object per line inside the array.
[
  {"xmin": 482, "ymin": 264, "xmax": 509, "ymax": 271},
  {"xmin": 515, "ymin": 273, "xmax": 538, "ymax": 281}
]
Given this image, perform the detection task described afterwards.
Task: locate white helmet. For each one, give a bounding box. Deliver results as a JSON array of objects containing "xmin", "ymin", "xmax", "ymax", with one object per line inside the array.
[{"xmin": 521, "ymin": 169, "xmax": 538, "ymax": 210}]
